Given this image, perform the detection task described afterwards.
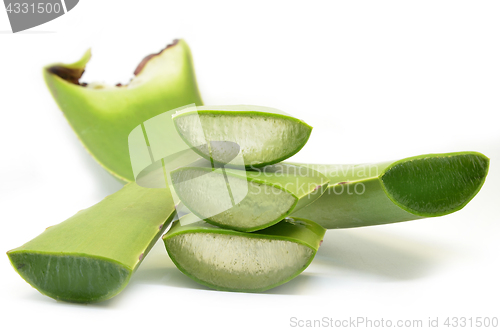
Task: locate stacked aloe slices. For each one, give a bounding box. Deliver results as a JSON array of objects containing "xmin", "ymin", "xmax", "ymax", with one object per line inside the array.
[
  {"xmin": 164, "ymin": 110, "xmax": 489, "ymax": 292},
  {"xmin": 152, "ymin": 106, "xmax": 329, "ymax": 291},
  {"xmin": 7, "ymin": 41, "xmax": 490, "ymax": 302}
]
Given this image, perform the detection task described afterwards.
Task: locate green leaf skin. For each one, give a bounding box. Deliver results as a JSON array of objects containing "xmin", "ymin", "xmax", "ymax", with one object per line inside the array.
[
  {"xmin": 171, "ymin": 162, "xmax": 329, "ymax": 232},
  {"xmin": 291, "ymin": 152, "xmax": 489, "ymax": 229},
  {"xmin": 163, "ymin": 214, "xmax": 325, "ymax": 292},
  {"xmin": 43, "ymin": 39, "xmax": 203, "ymax": 182},
  {"xmin": 172, "ymin": 105, "xmax": 312, "ymax": 168},
  {"xmin": 7, "ymin": 183, "xmax": 176, "ymax": 303}
]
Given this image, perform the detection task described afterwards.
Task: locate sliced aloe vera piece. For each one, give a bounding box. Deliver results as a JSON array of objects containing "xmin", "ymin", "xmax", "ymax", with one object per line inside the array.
[
  {"xmin": 7, "ymin": 183, "xmax": 175, "ymax": 303},
  {"xmin": 171, "ymin": 162, "xmax": 329, "ymax": 231},
  {"xmin": 172, "ymin": 105, "xmax": 312, "ymax": 167},
  {"xmin": 44, "ymin": 39, "xmax": 203, "ymax": 182},
  {"xmin": 163, "ymin": 214, "xmax": 325, "ymax": 292},
  {"xmin": 291, "ymin": 152, "xmax": 489, "ymax": 229}
]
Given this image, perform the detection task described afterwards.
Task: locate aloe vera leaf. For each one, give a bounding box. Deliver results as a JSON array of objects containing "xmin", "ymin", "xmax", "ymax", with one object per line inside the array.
[
  {"xmin": 172, "ymin": 105, "xmax": 312, "ymax": 168},
  {"xmin": 163, "ymin": 214, "xmax": 325, "ymax": 292},
  {"xmin": 171, "ymin": 162, "xmax": 329, "ymax": 231},
  {"xmin": 7, "ymin": 183, "xmax": 175, "ymax": 303},
  {"xmin": 291, "ymin": 152, "xmax": 489, "ymax": 229},
  {"xmin": 44, "ymin": 39, "xmax": 203, "ymax": 182}
]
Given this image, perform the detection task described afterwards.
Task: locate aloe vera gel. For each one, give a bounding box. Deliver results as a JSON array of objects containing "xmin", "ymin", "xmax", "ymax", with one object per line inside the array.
[
  {"xmin": 172, "ymin": 105, "xmax": 312, "ymax": 167},
  {"xmin": 164, "ymin": 214, "xmax": 325, "ymax": 292},
  {"xmin": 172, "ymin": 162, "xmax": 329, "ymax": 231}
]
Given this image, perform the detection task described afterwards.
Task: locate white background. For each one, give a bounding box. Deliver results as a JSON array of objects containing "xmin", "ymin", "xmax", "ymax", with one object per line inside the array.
[{"xmin": 1, "ymin": 1, "xmax": 499, "ymax": 330}]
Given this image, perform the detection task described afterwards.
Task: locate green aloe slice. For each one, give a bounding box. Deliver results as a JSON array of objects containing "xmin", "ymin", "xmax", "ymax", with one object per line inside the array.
[
  {"xmin": 163, "ymin": 214, "xmax": 325, "ymax": 292},
  {"xmin": 44, "ymin": 39, "xmax": 203, "ymax": 182},
  {"xmin": 7, "ymin": 183, "xmax": 175, "ymax": 303},
  {"xmin": 291, "ymin": 152, "xmax": 489, "ymax": 229},
  {"xmin": 172, "ymin": 105, "xmax": 312, "ymax": 168},
  {"xmin": 171, "ymin": 162, "xmax": 329, "ymax": 231}
]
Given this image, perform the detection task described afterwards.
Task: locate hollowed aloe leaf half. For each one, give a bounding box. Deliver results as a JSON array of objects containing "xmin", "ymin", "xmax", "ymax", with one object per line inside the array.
[
  {"xmin": 172, "ymin": 105, "xmax": 312, "ymax": 168},
  {"xmin": 163, "ymin": 214, "xmax": 325, "ymax": 292},
  {"xmin": 171, "ymin": 161, "xmax": 329, "ymax": 232},
  {"xmin": 7, "ymin": 183, "xmax": 175, "ymax": 303},
  {"xmin": 291, "ymin": 152, "xmax": 489, "ymax": 229},
  {"xmin": 44, "ymin": 39, "xmax": 203, "ymax": 182}
]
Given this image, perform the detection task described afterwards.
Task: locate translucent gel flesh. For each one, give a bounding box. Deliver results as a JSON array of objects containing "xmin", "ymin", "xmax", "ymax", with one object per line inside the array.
[
  {"xmin": 173, "ymin": 169, "xmax": 297, "ymax": 229},
  {"xmin": 175, "ymin": 113, "xmax": 310, "ymax": 166},
  {"xmin": 167, "ymin": 233, "xmax": 313, "ymax": 291}
]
